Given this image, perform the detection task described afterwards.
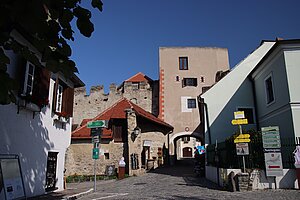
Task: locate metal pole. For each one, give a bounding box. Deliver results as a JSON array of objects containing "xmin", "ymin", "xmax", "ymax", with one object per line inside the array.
[
  {"xmin": 242, "ymin": 155, "xmax": 246, "ymax": 173},
  {"xmin": 94, "ymin": 159, "xmax": 96, "ymax": 192},
  {"xmin": 239, "ymin": 125, "xmax": 246, "ymax": 173}
]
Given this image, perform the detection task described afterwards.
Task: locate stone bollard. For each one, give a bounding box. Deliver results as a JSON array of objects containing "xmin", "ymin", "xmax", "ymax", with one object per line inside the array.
[
  {"xmin": 118, "ymin": 157, "xmax": 126, "ymax": 180},
  {"xmin": 236, "ymin": 173, "xmax": 250, "ymax": 191}
]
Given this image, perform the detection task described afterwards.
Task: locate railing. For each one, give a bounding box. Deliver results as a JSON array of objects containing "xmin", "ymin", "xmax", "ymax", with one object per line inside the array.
[{"xmin": 207, "ymin": 135, "xmax": 300, "ymax": 169}]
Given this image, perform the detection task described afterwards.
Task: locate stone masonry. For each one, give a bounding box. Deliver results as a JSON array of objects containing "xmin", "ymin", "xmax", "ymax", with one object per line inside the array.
[{"xmin": 73, "ymin": 79, "xmax": 158, "ymax": 130}]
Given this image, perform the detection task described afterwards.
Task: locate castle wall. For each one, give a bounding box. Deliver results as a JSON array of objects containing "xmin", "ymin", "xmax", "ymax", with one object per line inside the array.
[{"xmin": 73, "ymin": 81, "xmax": 158, "ymax": 129}]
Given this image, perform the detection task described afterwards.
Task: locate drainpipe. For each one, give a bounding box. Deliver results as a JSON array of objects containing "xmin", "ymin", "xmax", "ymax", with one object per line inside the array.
[
  {"xmin": 249, "ymin": 77, "xmax": 260, "ymax": 131},
  {"xmin": 167, "ymin": 130, "xmax": 172, "ymax": 166},
  {"xmin": 197, "ymin": 96, "xmax": 212, "ymax": 145}
]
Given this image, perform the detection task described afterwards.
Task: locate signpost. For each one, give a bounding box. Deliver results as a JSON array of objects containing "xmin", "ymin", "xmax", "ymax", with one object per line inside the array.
[
  {"xmin": 87, "ymin": 120, "xmax": 107, "ymax": 192},
  {"xmin": 231, "ymin": 111, "xmax": 250, "ymax": 172},
  {"xmin": 87, "ymin": 120, "xmax": 107, "ymax": 128}
]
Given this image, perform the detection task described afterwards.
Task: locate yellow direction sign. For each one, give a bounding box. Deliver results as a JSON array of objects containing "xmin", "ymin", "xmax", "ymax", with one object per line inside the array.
[
  {"xmin": 231, "ymin": 118, "xmax": 248, "ymax": 125},
  {"xmin": 234, "ymin": 138, "xmax": 251, "ymax": 143},
  {"xmin": 236, "ymin": 134, "xmax": 250, "ymax": 139},
  {"xmin": 234, "ymin": 134, "xmax": 251, "ymax": 143}
]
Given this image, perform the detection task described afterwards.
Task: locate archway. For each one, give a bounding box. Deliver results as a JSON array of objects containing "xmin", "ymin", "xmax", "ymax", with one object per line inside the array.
[{"xmin": 168, "ymin": 132, "xmax": 203, "ymax": 165}]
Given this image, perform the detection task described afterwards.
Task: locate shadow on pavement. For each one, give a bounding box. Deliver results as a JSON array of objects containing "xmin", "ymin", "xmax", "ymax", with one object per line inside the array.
[{"xmin": 149, "ymin": 158, "xmax": 222, "ymax": 191}]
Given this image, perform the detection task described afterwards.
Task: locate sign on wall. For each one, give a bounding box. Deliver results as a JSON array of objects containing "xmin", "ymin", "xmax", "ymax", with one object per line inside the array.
[{"xmin": 0, "ymin": 155, "xmax": 26, "ymax": 200}]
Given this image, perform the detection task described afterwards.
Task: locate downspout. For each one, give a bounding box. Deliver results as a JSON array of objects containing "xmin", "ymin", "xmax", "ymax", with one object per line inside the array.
[
  {"xmin": 249, "ymin": 77, "xmax": 260, "ymax": 130},
  {"xmin": 167, "ymin": 130, "xmax": 172, "ymax": 166},
  {"xmin": 198, "ymin": 96, "xmax": 212, "ymax": 145}
]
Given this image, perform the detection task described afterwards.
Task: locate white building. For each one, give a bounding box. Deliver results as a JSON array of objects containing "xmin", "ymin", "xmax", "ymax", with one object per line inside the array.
[
  {"xmin": 200, "ymin": 39, "xmax": 300, "ymax": 189},
  {"xmin": 0, "ymin": 30, "xmax": 83, "ymax": 198}
]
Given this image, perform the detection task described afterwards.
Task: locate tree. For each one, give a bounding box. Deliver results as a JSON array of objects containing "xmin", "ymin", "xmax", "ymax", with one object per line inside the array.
[{"xmin": 0, "ymin": 0, "xmax": 103, "ymax": 104}]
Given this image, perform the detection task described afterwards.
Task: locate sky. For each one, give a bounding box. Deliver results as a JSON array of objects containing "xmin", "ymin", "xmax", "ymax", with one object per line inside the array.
[{"xmin": 69, "ymin": 0, "xmax": 300, "ymax": 93}]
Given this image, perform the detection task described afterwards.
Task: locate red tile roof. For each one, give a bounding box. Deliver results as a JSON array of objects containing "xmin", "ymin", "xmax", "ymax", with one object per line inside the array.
[
  {"xmin": 125, "ymin": 72, "xmax": 153, "ymax": 83},
  {"xmin": 72, "ymin": 98, "xmax": 173, "ymax": 139}
]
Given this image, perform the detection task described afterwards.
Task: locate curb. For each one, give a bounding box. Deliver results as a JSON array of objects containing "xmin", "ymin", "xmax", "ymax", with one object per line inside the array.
[{"xmin": 63, "ymin": 188, "xmax": 93, "ymax": 200}]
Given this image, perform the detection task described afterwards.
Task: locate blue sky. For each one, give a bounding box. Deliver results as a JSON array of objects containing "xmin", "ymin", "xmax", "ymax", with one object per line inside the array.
[{"xmin": 70, "ymin": 0, "xmax": 300, "ymax": 93}]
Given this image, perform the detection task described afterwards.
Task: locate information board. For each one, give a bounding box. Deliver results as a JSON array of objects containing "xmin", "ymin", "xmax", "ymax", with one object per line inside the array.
[{"xmin": 0, "ymin": 155, "xmax": 25, "ymax": 200}]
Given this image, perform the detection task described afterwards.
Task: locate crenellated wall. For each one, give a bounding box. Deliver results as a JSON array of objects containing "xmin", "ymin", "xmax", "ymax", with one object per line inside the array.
[{"xmin": 73, "ymin": 81, "xmax": 159, "ymax": 129}]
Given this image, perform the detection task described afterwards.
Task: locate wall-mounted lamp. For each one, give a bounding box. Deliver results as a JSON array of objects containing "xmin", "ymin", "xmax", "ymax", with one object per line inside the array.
[{"xmin": 131, "ymin": 127, "xmax": 141, "ymax": 141}]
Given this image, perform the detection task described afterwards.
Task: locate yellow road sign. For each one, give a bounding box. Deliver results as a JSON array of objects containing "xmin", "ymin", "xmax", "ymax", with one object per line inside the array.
[
  {"xmin": 231, "ymin": 118, "xmax": 248, "ymax": 125},
  {"xmin": 236, "ymin": 134, "xmax": 250, "ymax": 139},
  {"xmin": 234, "ymin": 138, "xmax": 251, "ymax": 143}
]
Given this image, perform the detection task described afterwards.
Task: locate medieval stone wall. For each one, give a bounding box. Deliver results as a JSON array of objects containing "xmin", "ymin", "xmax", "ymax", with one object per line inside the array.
[
  {"xmin": 73, "ymin": 81, "xmax": 158, "ymax": 129},
  {"xmin": 65, "ymin": 141, "xmax": 124, "ymax": 176}
]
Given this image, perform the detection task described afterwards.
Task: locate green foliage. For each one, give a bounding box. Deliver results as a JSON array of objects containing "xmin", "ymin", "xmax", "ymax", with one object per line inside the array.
[
  {"xmin": 66, "ymin": 174, "xmax": 117, "ymax": 183},
  {"xmin": 0, "ymin": 0, "xmax": 103, "ymax": 104}
]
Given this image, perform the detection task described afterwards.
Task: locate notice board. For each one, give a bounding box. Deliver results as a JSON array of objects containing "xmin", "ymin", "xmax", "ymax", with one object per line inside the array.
[{"xmin": 0, "ymin": 155, "xmax": 25, "ymax": 200}]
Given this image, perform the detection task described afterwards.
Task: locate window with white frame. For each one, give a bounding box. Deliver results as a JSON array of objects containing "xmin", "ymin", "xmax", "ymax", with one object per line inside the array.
[
  {"xmin": 55, "ymin": 84, "xmax": 63, "ymax": 112},
  {"xmin": 22, "ymin": 62, "xmax": 35, "ymax": 96},
  {"xmin": 265, "ymin": 74, "xmax": 275, "ymax": 105}
]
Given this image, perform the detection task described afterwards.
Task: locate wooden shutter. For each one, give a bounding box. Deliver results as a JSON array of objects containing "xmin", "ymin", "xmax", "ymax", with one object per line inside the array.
[
  {"xmin": 62, "ymin": 87, "xmax": 74, "ymax": 117},
  {"xmin": 32, "ymin": 66, "xmax": 50, "ymax": 106},
  {"xmin": 113, "ymin": 125, "xmax": 123, "ymax": 142}
]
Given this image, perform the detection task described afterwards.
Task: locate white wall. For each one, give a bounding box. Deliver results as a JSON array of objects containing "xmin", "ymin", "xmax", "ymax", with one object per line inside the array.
[
  {"xmin": 0, "ymin": 77, "xmax": 72, "ymax": 197},
  {"xmin": 284, "ymin": 50, "xmax": 300, "ymax": 138},
  {"xmin": 201, "ymin": 42, "xmax": 275, "ymax": 143},
  {"xmin": 0, "ymin": 32, "xmax": 73, "ymax": 197}
]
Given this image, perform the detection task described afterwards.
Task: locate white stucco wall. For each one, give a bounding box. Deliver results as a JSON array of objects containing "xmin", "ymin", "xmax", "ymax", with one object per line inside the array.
[
  {"xmin": 0, "ymin": 31, "xmax": 73, "ymax": 197},
  {"xmin": 251, "ymin": 46, "xmax": 300, "ymax": 139},
  {"xmin": 201, "ymin": 42, "xmax": 275, "ymax": 143},
  {"xmin": 284, "ymin": 50, "xmax": 300, "ymax": 138},
  {"xmin": 0, "ymin": 77, "xmax": 72, "ymax": 197}
]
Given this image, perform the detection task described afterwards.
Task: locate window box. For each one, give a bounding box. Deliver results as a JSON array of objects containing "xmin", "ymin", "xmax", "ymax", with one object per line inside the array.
[{"xmin": 54, "ymin": 111, "xmax": 70, "ymax": 123}]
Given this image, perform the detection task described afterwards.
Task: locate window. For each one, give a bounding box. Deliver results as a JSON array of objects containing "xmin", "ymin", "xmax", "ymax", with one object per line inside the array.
[
  {"xmin": 104, "ymin": 153, "xmax": 109, "ymax": 160},
  {"xmin": 23, "ymin": 62, "xmax": 35, "ymax": 96},
  {"xmin": 265, "ymin": 75, "xmax": 275, "ymax": 104},
  {"xmin": 187, "ymin": 98, "xmax": 197, "ymax": 109},
  {"xmin": 132, "ymin": 82, "xmax": 139, "ymax": 90},
  {"xmin": 19, "ymin": 60, "xmax": 50, "ymax": 109},
  {"xmin": 182, "ymin": 78, "xmax": 197, "ymax": 87},
  {"xmin": 179, "ymin": 57, "xmax": 188, "ymax": 70},
  {"xmin": 176, "ymin": 76, "xmax": 180, "ymax": 82},
  {"xmin": 237, "ymin": 108, "xmax": 254, "ymax": 124},
  {"xmin": 55, "ymin": 84, "xmax": 63, "ymax": 112},
  {"xmin": 200, "ymin": 76, "xmax": 205, "ymax": 83},
  {"xmin": 52, "ymin": 79, "xmax": 74, "ymax": 117},
  {"xmin": 182, "ymin": 137, "xmax": 190, "ymax": 143}
]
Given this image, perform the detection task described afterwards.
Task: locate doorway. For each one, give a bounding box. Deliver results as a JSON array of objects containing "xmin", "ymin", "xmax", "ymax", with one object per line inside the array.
[
  {"xmin": 45, "ymin": 152, "xmax": 58, "ymax": 191},
  {"xmin": 182, "ymin": 147, "xmax": 192, "ymax": 157}
]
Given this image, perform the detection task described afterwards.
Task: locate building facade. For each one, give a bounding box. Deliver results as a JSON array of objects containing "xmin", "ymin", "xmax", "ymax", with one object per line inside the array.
[
  {"xmin": 0, "ymin": 30, "xmax": 83, "ymax": 198},
  {"xmin": 159, "ymin": 47, "xmax": 229, "ymax": 162},
  {"xmin": 201, "ymin": 39, "xmax": 300, "ymax": 189},
  {"xmin": 66, "ymin": 98, "xmax": 172, "ymax": 177}
]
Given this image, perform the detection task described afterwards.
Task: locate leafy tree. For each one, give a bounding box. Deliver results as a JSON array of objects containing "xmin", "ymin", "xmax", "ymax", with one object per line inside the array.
[{"xmin": 0, "ymin": 0, "xmax": 103, "ymax": 104}]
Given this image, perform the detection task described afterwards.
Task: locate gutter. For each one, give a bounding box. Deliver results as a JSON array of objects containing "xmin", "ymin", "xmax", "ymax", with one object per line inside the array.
[{"xmin": 197, "ymin": 96, "xmax": 212, "ymax": 145}]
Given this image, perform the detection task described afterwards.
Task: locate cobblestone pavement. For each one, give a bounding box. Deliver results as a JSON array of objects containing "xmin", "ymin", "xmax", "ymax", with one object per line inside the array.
[{"xmin": 78, "ymin": 159, "xmax": 300, "ymax": 200}]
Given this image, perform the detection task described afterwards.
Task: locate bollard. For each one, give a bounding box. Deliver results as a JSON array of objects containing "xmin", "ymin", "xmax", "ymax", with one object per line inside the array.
[{"xmin": 118, "ymin": 157, "xmax": 126, "ymax": 180}]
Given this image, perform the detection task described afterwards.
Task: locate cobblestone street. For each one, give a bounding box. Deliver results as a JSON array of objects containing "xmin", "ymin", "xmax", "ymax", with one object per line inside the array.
[{"xmin": 77, "ymin": 159, "xmax": 299, "ymax": 200}]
